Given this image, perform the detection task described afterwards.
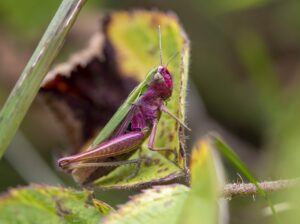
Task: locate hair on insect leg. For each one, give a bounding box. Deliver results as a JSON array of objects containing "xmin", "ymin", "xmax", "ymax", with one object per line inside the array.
[{"xmin": 67, "ymin": 159, "xmax": 141, "ymax": 170}]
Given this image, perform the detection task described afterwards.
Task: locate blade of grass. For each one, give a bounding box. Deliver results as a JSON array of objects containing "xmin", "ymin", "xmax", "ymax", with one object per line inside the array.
[
  {"xmin": 212, "ymin": 134, "xmax": 281, "ymax": 224},
  {"xmin": 0, "ymin": 0, "xmax": 87, "ymax": 159}
]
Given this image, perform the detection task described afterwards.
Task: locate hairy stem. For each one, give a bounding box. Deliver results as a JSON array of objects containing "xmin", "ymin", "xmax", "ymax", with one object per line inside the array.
[{"xmin": 223, "ymin": 178, "xmax": 300, "ymax": 198}]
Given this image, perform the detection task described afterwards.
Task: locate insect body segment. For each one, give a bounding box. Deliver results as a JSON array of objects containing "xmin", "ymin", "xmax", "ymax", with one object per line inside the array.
[
  {"xmin": 58, "ymin": 65, "xmax": 177, "ymax": 173},
  {"xmin": 58, "ymin": 28, "xmax": 190, "ymax": 183},
  {"xmin": 58, "ymin": 130, "xmax": 147, "ymax": 169}
]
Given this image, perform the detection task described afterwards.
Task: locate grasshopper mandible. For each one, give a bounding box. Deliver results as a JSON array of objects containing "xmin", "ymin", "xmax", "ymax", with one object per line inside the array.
[{"xmin": 58, "ymin": 26, "xmax": 190, "ymax": 180}]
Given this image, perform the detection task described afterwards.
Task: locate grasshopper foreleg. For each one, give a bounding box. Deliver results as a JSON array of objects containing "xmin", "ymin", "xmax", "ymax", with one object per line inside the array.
[{"xmin": 147, "ymin": 119, "xmax": 177, "ymax": 161}]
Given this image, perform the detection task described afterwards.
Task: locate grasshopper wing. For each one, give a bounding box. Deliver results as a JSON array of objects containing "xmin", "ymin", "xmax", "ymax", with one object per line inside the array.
[{"xmin": 109, "ymin": 105, "xmax": 138, "ymax": 138}]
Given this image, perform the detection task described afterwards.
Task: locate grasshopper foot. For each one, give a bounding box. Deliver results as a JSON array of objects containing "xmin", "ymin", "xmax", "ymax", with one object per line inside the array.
[{"xmin": 125, "ymin": 158, "xmax": 143, "ymax": 181}]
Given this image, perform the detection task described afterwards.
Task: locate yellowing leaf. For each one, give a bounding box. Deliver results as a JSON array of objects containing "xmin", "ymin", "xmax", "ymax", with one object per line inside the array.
[
  {"xmin": 103, "ymin": 184, "xmax": 189, "ymax": 224},
  {"xmin": 42, "ymin": 10, "xmax": 190, "ymax": 189},
  {"xmin": 0, "ymin": 185, "xmax": 103, "ymax": 224},
  {"xmin": 102, "ymin": 137, "xmax": 225, "ymax": 224},
  {"xmin": 178, "ymin": 137, "xmax": 222, "ymax": 224},
  {"xmin": 92, "ymin": 198, "xmax": 115, "ymax": 216},
  {"xmin": 90, "ymin": 10, "xmax": 190, "ymax": 189}
]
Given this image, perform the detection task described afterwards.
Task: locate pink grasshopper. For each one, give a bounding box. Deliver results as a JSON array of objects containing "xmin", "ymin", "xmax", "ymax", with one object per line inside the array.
[{"xmin": 58, "ymin": 27, "xmax": 190, "ymax": 181}]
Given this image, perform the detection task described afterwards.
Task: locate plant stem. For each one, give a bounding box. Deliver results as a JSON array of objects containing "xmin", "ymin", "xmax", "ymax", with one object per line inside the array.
[
  {"xmin": 223, "ymin": 178, "xmax": 300, "ymax": 198},
  {"xmin": 0, "ymin": 0, "xmax": 87, "ymax": 159}
]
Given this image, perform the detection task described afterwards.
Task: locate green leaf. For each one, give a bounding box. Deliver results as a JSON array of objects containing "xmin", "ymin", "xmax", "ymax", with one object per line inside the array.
[
  {"xmin": 104, "ymin": 10, "xmax": 189, "ymax": 166},
  {"xmin": 0, "ymin": 185, "xmax": 104, "ymax": 224},
  {"xmin": 103, "ymin": 137, "xmax": 223, "ymax": 224},
  {"xmin": 103, "ymin": 184, "xmax": 189, "ymax": 224},
  {"xmin": 177, "ymin": 137, "xmax": 221, "ymax": 224},
  {"xmin": 92, "ymin": 150, "xmax": 184, "ymax": 189},
  {"xmin": 107, "ymin": 11, "xmax": 190, "ymax": 167},
  {"xmin": 92, "ymin": 198, "xmax": 115, "ymax": 216},
  {"xmin": 74, "ymin": 10, "xmax": 190, "ymax": 189}
]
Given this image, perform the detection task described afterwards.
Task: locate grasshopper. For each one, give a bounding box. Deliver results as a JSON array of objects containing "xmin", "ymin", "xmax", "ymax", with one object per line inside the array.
[{"xmin": 58, "ymin": 27, "xmax": 190, "ymax": 182}]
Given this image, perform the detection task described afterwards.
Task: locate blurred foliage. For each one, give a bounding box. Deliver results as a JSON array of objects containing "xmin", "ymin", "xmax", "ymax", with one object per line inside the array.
[
  {"xmin": 190, "ymin": 0, "xmax": 273, "ymax": 15},
  {"xmin": 1, "ymin": 0, "xmax": 300, "ymax": 223},
  {"xmin": 0, "ymin": 0, "xmax": 60, "ymax": 39},
  {"xmin": 0, "ymin": 0, "xmax": 104, "ymax": 40}
]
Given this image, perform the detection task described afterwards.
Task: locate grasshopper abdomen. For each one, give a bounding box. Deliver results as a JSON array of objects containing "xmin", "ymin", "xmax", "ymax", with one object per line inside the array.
[{"xmin": 58, "ymin": 130, "xmax": 148, "ymax": 169}]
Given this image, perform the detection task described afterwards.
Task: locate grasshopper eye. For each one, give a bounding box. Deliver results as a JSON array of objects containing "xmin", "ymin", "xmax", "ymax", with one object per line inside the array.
[{"xmin": 154, "ymin": 72, "xmax": 164, "ymax": 83}]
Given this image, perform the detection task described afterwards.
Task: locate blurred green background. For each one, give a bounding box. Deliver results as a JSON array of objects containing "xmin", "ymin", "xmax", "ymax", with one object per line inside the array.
[{"xmin": 1, "ymin": 0, "xmax": 300, "ymax": 223}]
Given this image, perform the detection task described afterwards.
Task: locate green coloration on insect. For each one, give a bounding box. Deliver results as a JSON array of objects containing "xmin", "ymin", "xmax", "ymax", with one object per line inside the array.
[
  {"xmin": 62, "ymin": 11, "xmax": 190, "ymax": 189},
  {"xmin": 91, "ymin": 68, "xmax": 156, "ymax": 148},
  {"xmin": 103, "ymin": 11, "xmax": 190, "ymax": 170}
]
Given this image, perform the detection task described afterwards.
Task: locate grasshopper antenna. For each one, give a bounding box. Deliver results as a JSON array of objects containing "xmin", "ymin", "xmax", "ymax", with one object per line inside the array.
[
  {"xmin": 166, "ymin": 51, "xmax": 180, "ymax": 68},
  {"xmin": 158, "ymin": 25, "xmax": 163, "ymax": 66}
]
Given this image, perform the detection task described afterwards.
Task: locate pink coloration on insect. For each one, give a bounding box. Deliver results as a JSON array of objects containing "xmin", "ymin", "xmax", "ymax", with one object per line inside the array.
[
  {"xmin": 58, "ymin": 66, "xmax": 177, "ymax": 167},
  {"xmin": 58, "ymin": 28, "xmax": 189, "ymax": 182},
  {"xmin": 130, "ymin": 66, "xmax": 173, "ymax": 131},
  {"xmin": 148, "ymin": 66, "xmax": 173, "ymax": 99}
]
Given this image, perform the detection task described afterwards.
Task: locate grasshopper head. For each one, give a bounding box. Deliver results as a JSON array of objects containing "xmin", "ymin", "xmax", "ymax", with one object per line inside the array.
[
  {"xmin": 151, "ymin": 66, "xmax": 173, "ymax": 100},
  {"xmin": 58, "ymin": 157, "xmax": 71, "ymax": 170}
]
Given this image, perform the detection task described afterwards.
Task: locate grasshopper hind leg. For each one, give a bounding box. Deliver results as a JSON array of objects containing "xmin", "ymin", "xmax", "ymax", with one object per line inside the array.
[
  {"xmin": 67, "ymin": 159, "xmax": 140, "ymax": 170},
  {"xmin": 67, "ymin": 148, "xmax": 144, "ymax": 181},
  {"xmin": 125, "ymin": 147, "xmax": 143, "ymax": 180}
]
